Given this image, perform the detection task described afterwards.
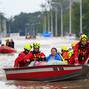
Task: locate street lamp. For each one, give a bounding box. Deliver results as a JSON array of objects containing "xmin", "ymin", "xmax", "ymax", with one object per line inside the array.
[
  {"xmin": 55, "ymin": 7, "xmax": 58, "ymax": 37},
  {"xmin": 41, "ymin": 3, "xmax": 47, "ymax": 33},
  {"xmin": 80, "ymin": 0, "xmax": 82, "ymax": 34},
  {"xmin": 46, "ymin": 0, "xmax": 51, "ymax": 33},
  {"xmin": 69, "ymin": 0, "xmax": 72, "ymax": 35},
  {"xmin": 50, "ymin": 6, "xmax": 53, "ymax": 36},
  {"xmin": 69, "ymin": 0, "xmax": 82, "ymax": 35},
  {"xmin": 31, "ymin": 22, "xmax": 40, "ymax": 37},
  {"xmin": 51, "ymin": 2, "xmax": 63, "ymax": 37},
  {"xmin": 52, "ymin": 6, "xmax": 58, "ymax": 36},
  {"xmin": 25, "ymin": 23, "xmax": 29, "ymax": 36}
]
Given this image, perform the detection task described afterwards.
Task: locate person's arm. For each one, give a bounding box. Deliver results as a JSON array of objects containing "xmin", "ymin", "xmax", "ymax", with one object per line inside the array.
[
  {"xmin": 46, "ymin": 55, "xmax": 51, "ymax": 62},
  {"xmin": 23, "ymin": 52, "xmax": 33, "ymax": 63},
  {"xmin": 74, "ymin": 44, "xmax": 79, "ymax": 64},
  {"xmin": 56, "ymin": 53, "xmax": 61, "ymax": 61},
  {"xmin": 85, "ymin": 43, "xmax": 89, "ymax": 64},
  {"xmin": 14, "ymin": 52, "xmax": 25, "ymax": 67},
  {"xmin": 14, "ymin": 58, "xmax": 20, "ymax": 67}
]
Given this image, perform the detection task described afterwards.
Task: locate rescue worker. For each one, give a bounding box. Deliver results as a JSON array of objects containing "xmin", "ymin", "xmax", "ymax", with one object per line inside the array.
[
  {"xmin": 68, "ymin": 41, "xmax": 78, "ymax": 58},
  {"xmin": 46, "ymin": 48, "xmax": 62, "ymax": 61},
  {"xmin": 69, "ymin": 34, "xmax": 89, "ymax": 64},
  {"xmin": 61, "ymin": 46, "xmax": 69, "ymax": 63},
  {"xmin": 24, "ymin": 42, "xmax": 46, "ymax": 64},
  {"xmin": 14, "ymin": 43, "xmax": 32, "ymax": 67}
]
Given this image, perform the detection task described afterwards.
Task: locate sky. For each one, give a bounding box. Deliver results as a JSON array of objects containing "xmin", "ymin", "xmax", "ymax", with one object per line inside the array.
[{"xmin": 0, "ymin": 0, "xmax": 46, "ymax": 18}]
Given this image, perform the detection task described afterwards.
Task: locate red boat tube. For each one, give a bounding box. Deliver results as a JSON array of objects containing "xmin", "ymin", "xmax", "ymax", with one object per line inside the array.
[{"xmin": 0, "ymin": 46, "xmax": 16, "ymax": 53}]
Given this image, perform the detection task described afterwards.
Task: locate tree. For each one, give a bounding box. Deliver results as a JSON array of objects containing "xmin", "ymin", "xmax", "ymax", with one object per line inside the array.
[
  {"xmin": 72, "ymin": 2, "xmax": 80, "ymax": 36},
  {"xmin": 72, "ymin": 0, "xmax": 89, "ymax": 37},
  {"xmin": 8, "ymin": 12, "xmax": 42, "ymax": 35},
  {"xmin": 82, "ymin": 0, "xmax": 89, "ymax": 36}
]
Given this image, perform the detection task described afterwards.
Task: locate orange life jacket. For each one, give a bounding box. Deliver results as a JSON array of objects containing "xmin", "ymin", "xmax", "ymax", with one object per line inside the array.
[{"xmin": 61, "ymin": 51, "xmax": 69, "ymax": 60}]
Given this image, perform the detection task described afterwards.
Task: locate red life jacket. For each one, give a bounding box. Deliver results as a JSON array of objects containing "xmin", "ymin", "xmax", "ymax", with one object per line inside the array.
[
  {"xmin": 14, "ymin": 51, "xmax": 29, "ymax": 67},
  {"xmin": 74, "ymin": 41, "xmax": 89, "ymax": 64},
  {"xmin": 24, "ymin": 51, "xmax": 46, "ymax": 61}
]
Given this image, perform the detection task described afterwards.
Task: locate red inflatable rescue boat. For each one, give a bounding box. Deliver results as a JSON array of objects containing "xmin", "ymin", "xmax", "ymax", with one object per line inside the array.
[{"xmin": 0, "ymin": 46, "xmax": 16, "ymax": 53}]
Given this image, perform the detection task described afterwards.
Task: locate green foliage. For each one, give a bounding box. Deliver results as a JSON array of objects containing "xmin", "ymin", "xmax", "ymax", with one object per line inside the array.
[
  {"xmin": 7, "ymin": 0, "xmax": 89, "ymax": 37},
  {"xmin": 72, "ymin": 0, "xmax": 89, "ymax": 37},
  {"xmin": 82, "ymin": 0, "xmax": 89, "ymax": 36},
  {"xmin": 72, "ymin": 2, "xmax": 80, "ymax": 36},
  {"xmin": 63, "ymin": 12, "xmax": 69, "ymax": 35},
  {"xmin": 8, "ymin": 12, "xmax": 43, "ymax": 35}
]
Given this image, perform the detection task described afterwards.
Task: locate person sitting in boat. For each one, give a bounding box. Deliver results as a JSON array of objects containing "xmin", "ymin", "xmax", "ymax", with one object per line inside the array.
[
  {"xmin": 14, "ymin": 42, "xmax": 32, "ymax": 67},
  {"xmin": 24, "ymin": 42, "xmax": 46, "ymax": 64},
  {"xmin": 61, "ymin": 46, "xmax": 69, "ymax": 63},
  {"xmin": 9, "ymin": 39, "xmax": 14, "ymax": 48},
  {"xmin": 1, "ymin": 44, "xmax": 4, "ymax": 46},
  {"xmin": 46, "ymin": 48, "xmax": 67, "ymax": 65},
  {"xmin": 69, "ymin": 34, "xmax": 89, "ymax": 64},
  {"xmin": 46, "ymin": 48, "xmax": 62, "ymax": 62},
  {"xmin": 6, "ymin": 39, "xmax": 11, "ymax": 47}
]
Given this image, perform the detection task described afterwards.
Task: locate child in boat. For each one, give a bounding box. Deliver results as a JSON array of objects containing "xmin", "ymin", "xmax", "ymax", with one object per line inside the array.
[
  {"xmin": 69, "ymin": 34, "xmax": 89, "ymax": 64},
  {"xmin": 14, "ymin": 43, "xmax": 32, "ymax": 67},
  {"xmin": 24, "ymin": 42, "xmax": 46, "ymax": 65}
]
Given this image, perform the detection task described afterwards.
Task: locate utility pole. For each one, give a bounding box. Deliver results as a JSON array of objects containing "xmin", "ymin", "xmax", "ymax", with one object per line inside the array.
[
  {"xmin": 69, "ymin": 0, "xmax": 72, "ymax": 35},
  {"xmin": 61, "ymin": 5, "xmax": 63, "ymax": 37},
  {"xmin": 25, "ymin": 23, "xmax": 29, "ymax": 36},
  {"xmin": 8, "ymin": 21, "xmax": 11, "ymax": 34},
  {"xmin": 48, "ymin": 11, "xmax": 50, "ymax": 32},
  {"xmin": 41, "ymin": 4, "xmax": 47, "ymax": 33},
  {"xmin": 51, "ymin": 2, "xmax": 64, "ymax": 37},
  {"xmin": 50, "ymin": 6, "xmax": 53, "ymax": 36},
  {"xmin": 80, "ymin": 0, "xmax": 82, "ymax": 34},
  {"xmin": 47, "ymin": 0, "xmax": 50, "ymax": 33},
  {"xmin": 55, "ymin": 7, "xmax": 58, "ymax": 36}
]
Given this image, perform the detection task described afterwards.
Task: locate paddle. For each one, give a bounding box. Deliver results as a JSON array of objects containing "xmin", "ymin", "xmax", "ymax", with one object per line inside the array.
[{"xmin": 84, "ymin": 58, "xmax": 89, "ymax": 65}]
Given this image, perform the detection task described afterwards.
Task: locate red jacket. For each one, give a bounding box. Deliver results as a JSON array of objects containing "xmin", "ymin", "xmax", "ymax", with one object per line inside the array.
[
  {"xmin": 14, "ymin": 51, "xmax": 29, "ymax": 67},
  {"xmin": 24, "ymin": 51, "xmax": 46, "ymax": 62},
  {"xmin": 74, "ymin": 41, "xmax": 89, "ymax": 64}
]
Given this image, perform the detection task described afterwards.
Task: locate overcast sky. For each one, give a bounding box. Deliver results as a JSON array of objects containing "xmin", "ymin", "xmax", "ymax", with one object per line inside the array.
[{"xmin": 0, "ymin": 0, "xmax": 45, "ymax": 18}]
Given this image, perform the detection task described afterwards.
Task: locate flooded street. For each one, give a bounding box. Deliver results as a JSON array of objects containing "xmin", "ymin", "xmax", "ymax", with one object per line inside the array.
[
  {"xmin": 0, "ymin": 0, "xmax": 89, "ymax": 88},
  {"xmin": 0, "ymin": 37, "xmax": 89, "ymax": 89},
  {"xmin": 1, "ymin": 79, "xmax": 89, "ymax": 89}
]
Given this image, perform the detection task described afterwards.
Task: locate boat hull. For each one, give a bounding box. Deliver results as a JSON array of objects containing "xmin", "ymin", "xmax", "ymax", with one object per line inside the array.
[{"xmin": 4, "ymin": 65, "xmax": 89, "ymax": 82}]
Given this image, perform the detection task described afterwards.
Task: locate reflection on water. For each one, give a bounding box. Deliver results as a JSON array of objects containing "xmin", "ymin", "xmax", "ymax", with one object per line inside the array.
[{"xmin": 0, "ymin": 37, "xmax": 89, "ymax": 89}]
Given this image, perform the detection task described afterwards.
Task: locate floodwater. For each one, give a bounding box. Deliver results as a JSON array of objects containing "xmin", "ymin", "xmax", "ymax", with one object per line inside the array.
[{"xmin": 0, "ymin": 36, "xmax": 89, "ymax": 89}]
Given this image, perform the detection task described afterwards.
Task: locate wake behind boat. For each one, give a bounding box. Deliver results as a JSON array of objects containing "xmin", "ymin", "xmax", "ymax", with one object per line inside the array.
[{"xmin": 4, "ymin": 64, "xmax": 89, "ymax": 82}]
